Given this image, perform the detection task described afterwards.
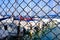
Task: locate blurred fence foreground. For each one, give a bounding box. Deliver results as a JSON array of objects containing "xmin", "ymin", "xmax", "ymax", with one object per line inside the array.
[{"xmin": 0, "ymin": 0, "xmax": 60, "ymax": 40}]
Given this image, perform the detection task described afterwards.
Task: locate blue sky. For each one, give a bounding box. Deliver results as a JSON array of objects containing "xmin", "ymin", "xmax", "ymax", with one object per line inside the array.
[{"xmin": 0, "ymin": 0, "xmax": 59, "ymax": 17}]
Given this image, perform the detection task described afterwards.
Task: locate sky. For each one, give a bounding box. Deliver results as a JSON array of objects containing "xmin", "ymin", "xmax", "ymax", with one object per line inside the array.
[{"xmin": 0, "ymin": 0, "xmax": 60, "ymax": 18}]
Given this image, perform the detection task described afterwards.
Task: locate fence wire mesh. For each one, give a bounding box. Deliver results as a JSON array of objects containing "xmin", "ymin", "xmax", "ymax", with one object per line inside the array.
[{"xmin": 0, "ymin": 0, "xmax": 60, "ymax": 40}]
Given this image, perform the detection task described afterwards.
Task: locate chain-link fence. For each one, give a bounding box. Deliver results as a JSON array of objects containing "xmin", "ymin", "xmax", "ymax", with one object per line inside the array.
[{"xmin": 0, "ymin": 0, "xmax": 60, "ymax": 40}]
